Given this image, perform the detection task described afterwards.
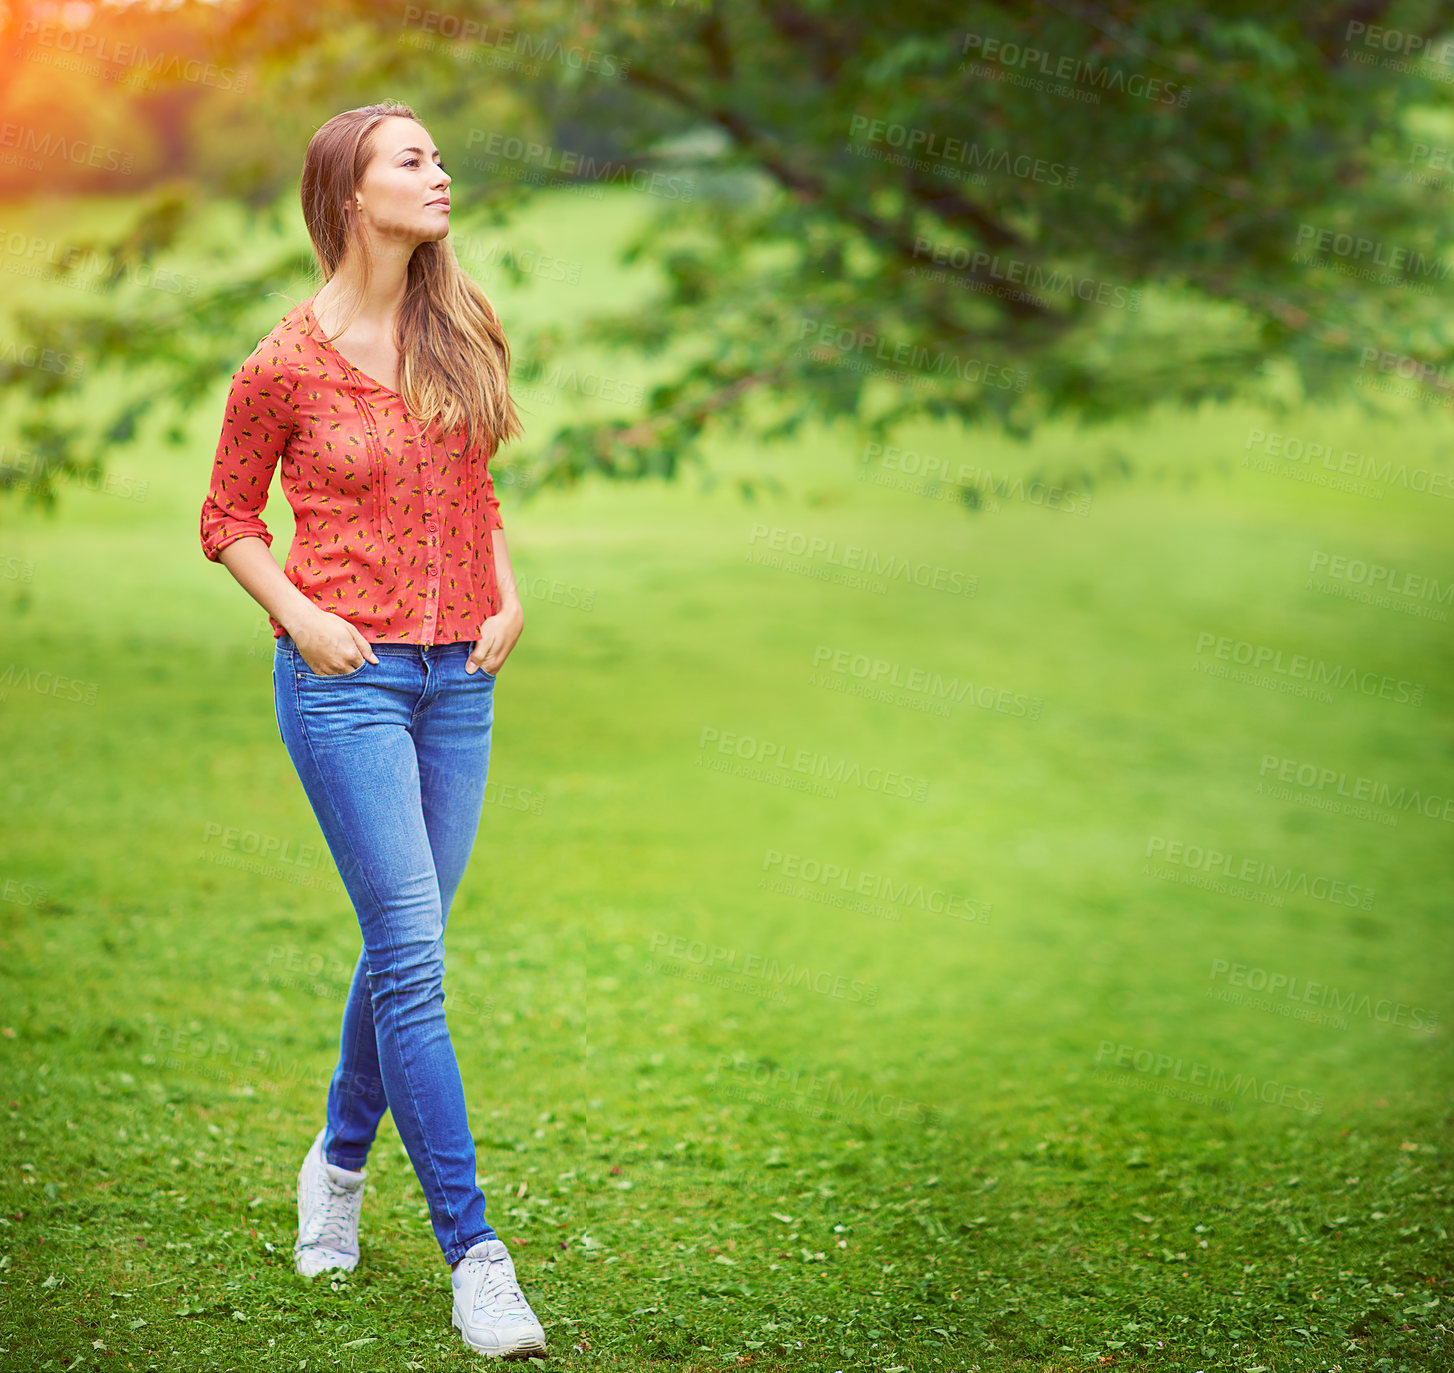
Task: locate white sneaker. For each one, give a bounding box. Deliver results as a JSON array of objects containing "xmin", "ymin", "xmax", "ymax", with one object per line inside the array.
[
  {"xmin": 450, "ymin": 1237, "xmax": 548, "ymax": 1359},
  {"xmin": 294, "ymin": 1127, "xmax": 367, "ymax": 1278}
]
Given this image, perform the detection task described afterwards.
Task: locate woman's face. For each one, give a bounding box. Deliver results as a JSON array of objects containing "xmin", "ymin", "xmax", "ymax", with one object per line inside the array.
[{"xmin": 352, "ymin": 116, "xmax": 452, "ymax": 250}]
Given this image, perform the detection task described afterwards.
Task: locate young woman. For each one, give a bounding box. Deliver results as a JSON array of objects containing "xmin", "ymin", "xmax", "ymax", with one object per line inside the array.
[{"xmin": 199, "ymin": 101, "xmax": 548, "ymax": 1360}]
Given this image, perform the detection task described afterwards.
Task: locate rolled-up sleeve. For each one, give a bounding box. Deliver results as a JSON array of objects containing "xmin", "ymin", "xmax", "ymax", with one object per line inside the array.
[{"xmin": 199, "ymin": 347, "xmax": 298, "ymax": 562}]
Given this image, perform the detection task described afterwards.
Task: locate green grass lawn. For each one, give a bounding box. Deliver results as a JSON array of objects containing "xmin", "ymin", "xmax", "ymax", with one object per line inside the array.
[{"xmin": 1, "ymin": 200, "xmax": 1451, "ymax": 1373}]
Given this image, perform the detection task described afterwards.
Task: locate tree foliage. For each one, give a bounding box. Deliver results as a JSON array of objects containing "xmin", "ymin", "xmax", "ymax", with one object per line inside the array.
[{"xmin": 3, "ymin": 0, "xmax": 1453, "ymax": 508}]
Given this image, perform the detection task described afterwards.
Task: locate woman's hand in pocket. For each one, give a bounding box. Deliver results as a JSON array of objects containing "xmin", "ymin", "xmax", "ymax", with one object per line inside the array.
[
  {"xmin": 467, "ymin": 602, "xmax": 523, "ymax": 676},
  {"xmin": 291, "ymin": 610, "xmax": 378, "ymax": 676}
]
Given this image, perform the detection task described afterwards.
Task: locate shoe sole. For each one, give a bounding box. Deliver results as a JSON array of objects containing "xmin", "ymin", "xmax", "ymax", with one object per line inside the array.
[
  {"xmin": 451, "ymin": 1307, "xmax": 547, "ymax": 1359},
  {"xmin": 295, "ymin": 1251, "xmax": 358, "ymax": 1277}
]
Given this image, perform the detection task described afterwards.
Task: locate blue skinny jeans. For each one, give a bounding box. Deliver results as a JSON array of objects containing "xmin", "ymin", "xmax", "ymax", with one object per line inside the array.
[{"xmin": 272, "ymin": 633, "xmax": 499, "ymax": 1265}]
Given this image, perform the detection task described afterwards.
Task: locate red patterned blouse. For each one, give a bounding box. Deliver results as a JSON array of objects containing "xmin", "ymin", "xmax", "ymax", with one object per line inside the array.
[{"xmin": 199, "ymin": 295, "xmax": 506, "ymax": 644}]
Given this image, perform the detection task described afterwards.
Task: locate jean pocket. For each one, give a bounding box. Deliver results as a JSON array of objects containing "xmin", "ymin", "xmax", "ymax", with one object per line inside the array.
[{"xmin": 297, "ymin": 655, "xmax": 371, "ymax": 680}]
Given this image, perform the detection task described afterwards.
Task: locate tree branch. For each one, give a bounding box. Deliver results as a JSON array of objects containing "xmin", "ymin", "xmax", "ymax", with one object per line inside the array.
[{"xmin": 624, "ymin": 62, "xmax": 1057, "ymax": 321}]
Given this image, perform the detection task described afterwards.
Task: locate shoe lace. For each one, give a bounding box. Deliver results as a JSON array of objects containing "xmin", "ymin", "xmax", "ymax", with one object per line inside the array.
[
  {"xmin": 305, "ymin": 1176, "xmax": 363, "ymax": 1250},
  {"xmin": 471, "ymin": 1252, "xmax": 533, "ymax": 1318}
]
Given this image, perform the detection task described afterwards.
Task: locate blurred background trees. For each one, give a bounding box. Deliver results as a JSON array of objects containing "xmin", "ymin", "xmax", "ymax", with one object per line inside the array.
[{"xmin": 3, "ymin": 0, "xmax": 1453, "ymax": 508}]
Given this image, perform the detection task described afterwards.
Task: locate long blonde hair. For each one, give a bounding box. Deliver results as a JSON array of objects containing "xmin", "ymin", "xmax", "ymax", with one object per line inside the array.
[{"xmin": 299, "ymin": 101, "xmax": 523, "ymax": 457}]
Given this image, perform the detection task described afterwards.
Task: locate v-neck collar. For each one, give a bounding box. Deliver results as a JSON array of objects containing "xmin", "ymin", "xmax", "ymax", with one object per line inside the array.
[{"xmin": 303, "ymin": 296, "xmax": 404, "ymax": 400}]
